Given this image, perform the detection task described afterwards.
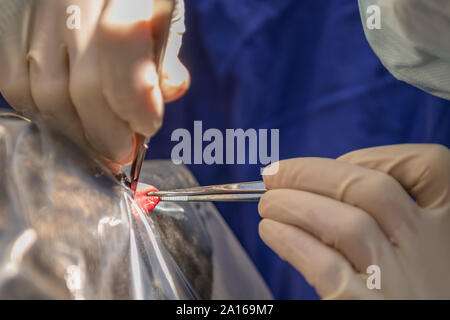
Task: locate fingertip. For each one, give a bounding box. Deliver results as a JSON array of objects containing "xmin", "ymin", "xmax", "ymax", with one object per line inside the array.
[
  {"xmin": 261, "ymin": 161, "xmax": 281, "ymax": 189},
  {"xmin": 257, "ymin": 190, "xmax": 279, "ymax": 219},
  {"xmin": 113, "ymin": 143, "xmax": 136, "ymax": 165},
  {"xmin": 83, "ymin": 122, "xmax": 136, "ymax": 167},
  {"xmin": 258, "ymin": 219, "xmax": 275, "ymax": 242},
  {"xmin": 121, "ymin": 62, "xmax": 164, "ymax": 137},
  {"xmin": 161, "ymin": 58, "xmax": 190, "ymax": 103},
  {"xmin": 98, "ymin": 155, "xmax": 124, "ymax": 176},
  {"xmin": 258, "ymin": 219, "xmax": 285, "ymax": 241},
  {"xmin": 257, "ymin": 194, "xmax": 267, "ymax": 218},
  {"xmin": 258, "ymin": 219, "xmax": 297, "ymax": 264},
  {"xmin": 90, "ymin": 134, "xmax": 135, "ymax": 166}
]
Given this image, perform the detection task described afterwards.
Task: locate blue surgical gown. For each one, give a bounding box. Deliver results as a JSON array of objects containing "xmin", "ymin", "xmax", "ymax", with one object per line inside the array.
[{"xmin": 1, "ymin": 0, "xmax": 449, "ymax": 300}]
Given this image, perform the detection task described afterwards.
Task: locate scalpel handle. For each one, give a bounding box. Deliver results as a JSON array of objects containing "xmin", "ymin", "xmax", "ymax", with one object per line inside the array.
[{"xmin": 129, "ymin": 0, "xmax": 175, "ymax": 195}]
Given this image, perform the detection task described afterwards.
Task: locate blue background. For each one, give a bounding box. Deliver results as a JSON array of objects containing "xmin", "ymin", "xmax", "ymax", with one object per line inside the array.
[{"xmin": 1, "ymin": 0, "xmax": 449, "ymax": 299}]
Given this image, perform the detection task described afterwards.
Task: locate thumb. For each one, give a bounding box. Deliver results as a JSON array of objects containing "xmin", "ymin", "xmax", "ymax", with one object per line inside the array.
[
  {"xmin": 338, "ymin": 144, "xmax": 450, "ymax": 209},
  {"xmin": 103, "ymin": 0, "xmax": 189, "ymax": 103},
  {"xmin": 160, "ymin": 0, "xmax": 190, "ymax": 102}
]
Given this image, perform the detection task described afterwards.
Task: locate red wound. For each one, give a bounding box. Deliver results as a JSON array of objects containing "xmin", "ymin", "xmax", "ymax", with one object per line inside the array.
[{"xmin": 134, "ymin": 185, "xmax": 161, "ymax": 216}]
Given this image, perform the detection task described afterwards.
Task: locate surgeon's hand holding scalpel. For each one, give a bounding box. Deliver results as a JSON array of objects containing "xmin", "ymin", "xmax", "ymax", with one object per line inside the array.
[{"xmin": 0, "ymin": 0, "xmax": 190, "ymax": 173}]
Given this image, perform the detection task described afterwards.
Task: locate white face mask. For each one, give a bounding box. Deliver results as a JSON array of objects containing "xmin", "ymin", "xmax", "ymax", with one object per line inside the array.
[{"xmin": 358, "ymin": 0, "xmax": 450, "ymax": 100}]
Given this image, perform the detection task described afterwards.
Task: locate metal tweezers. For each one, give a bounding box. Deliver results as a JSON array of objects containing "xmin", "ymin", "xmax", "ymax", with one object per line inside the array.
[{"xmin": 147, "ymin": 181, "xmax": 266, "ymax": 202}]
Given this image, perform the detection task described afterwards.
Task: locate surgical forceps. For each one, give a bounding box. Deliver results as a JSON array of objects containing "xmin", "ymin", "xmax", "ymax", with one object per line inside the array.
[{"xmin": 147, "ymin": 181, "xmax": 267, "ymax": 202}]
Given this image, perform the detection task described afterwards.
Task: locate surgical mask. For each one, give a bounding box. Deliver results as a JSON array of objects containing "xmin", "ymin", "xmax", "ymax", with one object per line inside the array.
[{"xmin": 358, "ymin": 0, "xmax": 450, "ymax": 100}]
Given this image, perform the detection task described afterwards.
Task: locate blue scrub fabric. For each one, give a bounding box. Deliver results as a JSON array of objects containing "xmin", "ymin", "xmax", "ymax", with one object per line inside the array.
[{"xmin": 1, "ymin": 0, "xmax": 449, "ymax": 300}]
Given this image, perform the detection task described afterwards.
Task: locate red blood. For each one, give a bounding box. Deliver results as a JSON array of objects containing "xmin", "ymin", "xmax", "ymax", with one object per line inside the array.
[{"xmin": 134, "ymin": 185, "xmax": 161, "ymax": 216}]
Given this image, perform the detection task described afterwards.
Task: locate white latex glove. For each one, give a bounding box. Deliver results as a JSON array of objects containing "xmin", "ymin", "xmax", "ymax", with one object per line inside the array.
[
  {"xmin": 0, "ymin": 0, "xmax": 189, "ymax": 167},
  {"xmin": 258, "ymin": 144, "xmax": 450, "ymax": 299},
  {"xmin": 358, "ymin": 0, "xmax": 450, "ymax": 100}
]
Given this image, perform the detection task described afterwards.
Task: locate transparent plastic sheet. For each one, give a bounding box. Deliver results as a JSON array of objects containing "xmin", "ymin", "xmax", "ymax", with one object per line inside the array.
[{"xmin": 0, "ymin": 112, "xmax": 272, "ymax": 300}]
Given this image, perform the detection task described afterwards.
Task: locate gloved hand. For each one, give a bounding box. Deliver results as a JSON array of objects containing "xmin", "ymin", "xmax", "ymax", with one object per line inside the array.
[
  {"xmin": 258, "ymin": 144, "xmax": 450, "ymax": 299},
  {"xmin": 0, "ymin": 0, "xmax": 189, "ymax": 167}
]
